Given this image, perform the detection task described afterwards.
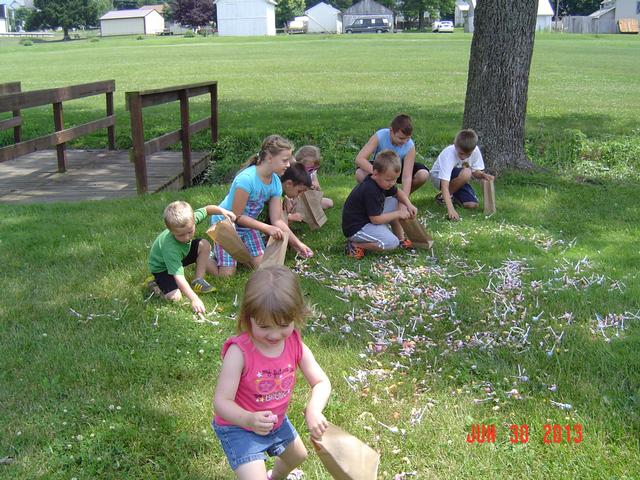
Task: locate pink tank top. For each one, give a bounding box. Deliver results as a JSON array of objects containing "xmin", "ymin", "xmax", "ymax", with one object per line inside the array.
[{"xmin": 214, "ymin": 330, "xmax": 303, "ymax": 430}]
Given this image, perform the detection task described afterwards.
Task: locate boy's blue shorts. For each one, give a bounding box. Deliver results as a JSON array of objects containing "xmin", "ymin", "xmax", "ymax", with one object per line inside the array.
[
  {"xmin": 450, "ymin": 167, "xmax": 479, "ymax": 204},
  {"xmin": 213, "ymin": 416, "xmax": 298, "ymax": 471}
]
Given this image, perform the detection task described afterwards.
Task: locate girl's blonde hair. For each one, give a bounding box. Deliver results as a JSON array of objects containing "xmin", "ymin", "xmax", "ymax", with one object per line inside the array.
[
  {"xmin": 237, "ymin": 266, "xmax": 308, "ymax": 333},
  {"xmin": 294, "ymin": 145, "xmax": 321, "ymax": 166},
  {"xmin": 241, "ymin": 135, "xmax": 294, "ymax": 170}
]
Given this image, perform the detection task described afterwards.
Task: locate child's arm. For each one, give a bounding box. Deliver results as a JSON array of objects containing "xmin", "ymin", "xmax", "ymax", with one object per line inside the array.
[
  {"xmin": 299, "ymin": 343, "xmax": 331, "ymax": 439},
  {"xmin": 310, "ymin": 172, "xmax": 321, "ymax": 191},
  {"xmin": 231, "ymin": 189, "xmax": 284, "ymax": 239},
  {"xmin": 396, "ymin": 190, "xmax": 417, "ymax": 218},
  {"xmin": 355, "ymin": 134, "xmax": 378, "ymax": 175},
  {"xmin": 174, "ymin": 274, "xmax": 205, "ymax": 313},
  {"xmin": 213, "ymin": 345, "xmax": 279, "ymax": 435},
  {"xmin": 400, "ymin": 147, "xmax": 417, "ymax": 196},
  {"xmin": 269, "ymin": 197, "xmax": 313, "ymax": 258},
  {"xmin": 472, "ymin": 170, "xmax": 495, "ymax": 181},
  {"xmin": 440, "ymin": 180, "xmax": 459, "ymax": 221},
  {"xmin": 205, "ymin": 205, "xmax": 236, "ymax": 222}
]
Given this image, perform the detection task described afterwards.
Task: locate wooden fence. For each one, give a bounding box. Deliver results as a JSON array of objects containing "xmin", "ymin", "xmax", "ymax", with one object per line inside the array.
[
  {"xmin": 0, "ymin": 80, "xmax": 116, "ymax": 171},
  {"xmin": 126, "ymin": 81, "xmax": 218, "ymax": 194}
]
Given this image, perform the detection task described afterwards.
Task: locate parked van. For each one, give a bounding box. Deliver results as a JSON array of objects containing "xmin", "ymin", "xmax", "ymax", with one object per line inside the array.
[{"xmin": 345, "ymin": 16, "xmax": 390, "ymax": 34}]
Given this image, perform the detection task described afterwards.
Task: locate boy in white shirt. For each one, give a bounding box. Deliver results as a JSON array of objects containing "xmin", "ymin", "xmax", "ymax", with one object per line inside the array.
[{"xmin": 430, "ymin": 129, "xmax": 494, "ymax": 221}]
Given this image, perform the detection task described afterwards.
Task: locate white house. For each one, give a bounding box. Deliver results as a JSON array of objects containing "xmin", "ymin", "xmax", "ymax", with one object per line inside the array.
[
  {"xmin": 215, "ymin": 0, "xmax": 277, "ymax": 36},
  {"xmin": 305, "ymin": 2, "xmax": 342, "ymax": 33},
  {"xmin": 536, "ymin": 0, "xmax": 554, "ymax": 30},
  {"xmin": 100, "ymin": 9, "xmax": 165, "ymax": 36},
  {"xmin": 463, "ymin": 0, "xmax": 554, "ymax": 33},
  {"xmin": 601, "ymin": 0, "xmax": 640, "ymax": 22},
  {"xmin": 454, "ymin": 0, "xmax": 469, "ymax": 27},
  {"xmin": 0, "ymin": 0, "xmax": 34, "ymax": 33}
]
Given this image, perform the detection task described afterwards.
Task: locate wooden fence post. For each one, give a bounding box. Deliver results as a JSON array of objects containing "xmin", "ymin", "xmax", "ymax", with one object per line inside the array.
[
  {"xmin": 179, "ymin": 89, "xmax": 192, "ymax": 187},
  {"xmin": 128, "ymin": 93, "xmax": 148, "ymax": 194},
  {"xmin": 209, "ymin": 83, "xmax": 218, "ymax": 143},
  {"xmin": 106, "ymin": 91, "xmax": 115, "ymax": 150},
  {"xmin": 53, "ymin": 102, "xmax": 66, "ymax": 172}
]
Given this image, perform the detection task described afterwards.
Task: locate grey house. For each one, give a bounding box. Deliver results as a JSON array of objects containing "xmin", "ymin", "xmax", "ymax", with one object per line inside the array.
[{"xmin": 343, "ymin": 0, "xmax": 395, "ymax": 32}]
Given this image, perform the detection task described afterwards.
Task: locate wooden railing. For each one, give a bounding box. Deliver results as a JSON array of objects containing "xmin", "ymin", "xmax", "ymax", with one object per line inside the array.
[
  {"xmin": 126, "ymin": 81, "xmax": 218, "ymax": 194},
  {"xmin": 0, "ymin": 80, "xmax": 116, "ymax": 171}
]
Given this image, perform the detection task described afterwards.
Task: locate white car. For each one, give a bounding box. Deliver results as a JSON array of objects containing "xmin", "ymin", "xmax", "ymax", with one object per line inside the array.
[{"xmin": 432, "ymin": 20, "xmax": 454, "ymax": 33}]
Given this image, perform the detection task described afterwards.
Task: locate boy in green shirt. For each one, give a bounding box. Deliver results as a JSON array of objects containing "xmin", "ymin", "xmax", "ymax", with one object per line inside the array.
[{"xmin": 148, "ymin": 201, "xmax": 235, "ymax": 313}]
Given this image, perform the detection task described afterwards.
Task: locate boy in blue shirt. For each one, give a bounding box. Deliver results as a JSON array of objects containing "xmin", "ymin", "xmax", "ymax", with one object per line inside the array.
[{"xmin": 355, "ymin": 114, "xmax": 429, "ymax": 195}]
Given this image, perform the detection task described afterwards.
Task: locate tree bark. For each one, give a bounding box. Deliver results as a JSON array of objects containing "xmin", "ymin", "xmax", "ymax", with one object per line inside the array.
[{"xmin": 462, "ymin": 0, "xmax": 537, "ymax": 171}]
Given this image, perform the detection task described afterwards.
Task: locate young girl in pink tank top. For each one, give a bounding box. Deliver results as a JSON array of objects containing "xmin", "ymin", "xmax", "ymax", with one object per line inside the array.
[{"xmin": 213, "ymin": 266, "xmax": 331, "ymax": 480}]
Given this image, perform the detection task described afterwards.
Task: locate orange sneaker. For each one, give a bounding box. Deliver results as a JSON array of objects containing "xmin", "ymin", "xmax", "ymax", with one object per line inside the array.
[
  {"xmin": 400, "ymin": 238, "xmax": 414, "ymax": 249},
  {"xmin": 345, "ymin": 241, "xmax": 365, "ymax": 260}
]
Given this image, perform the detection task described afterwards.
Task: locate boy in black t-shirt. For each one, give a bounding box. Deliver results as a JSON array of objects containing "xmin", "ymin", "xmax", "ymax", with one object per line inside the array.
[{"xmin": 342, "ymin": 150, "xmax": 418, "ymax": 259}]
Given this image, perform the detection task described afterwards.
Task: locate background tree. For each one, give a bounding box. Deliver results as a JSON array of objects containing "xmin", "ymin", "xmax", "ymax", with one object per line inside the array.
[
  {"xmin": 400, "ymin": 0, "xmax": 454, "ymax": 29},
  {"xmin": 462, "ymin": 0, "xmax": 537, "ymax": 171},
  {"xmin": 168, "ymin": 0, "xmax": 214, "ymax": 29},
  {"xmin": 557, "ymin": 0, "xmax": 600, "ymax": 15},
  {"xmin": 113, "ymin": 0, "xmax": 142, "ymax": 8},
  {"xmin": 28, "ymin": 0, "xmax": 99, "ymax": 40},
  {"xmin": 276, "ymin": 0, "xmax": 305, "ymax": 28}
]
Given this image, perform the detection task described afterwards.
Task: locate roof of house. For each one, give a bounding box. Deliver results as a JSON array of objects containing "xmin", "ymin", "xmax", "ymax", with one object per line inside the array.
[
  {"xmin": 100, "ymin": 9, "xmax": 158, "ymax": 20},
  {"xmin": 589, "ymin": 5, "xmax": 615, "ymax": 18},
  {"xmin": 344, "ymin": 0, "xmax": 394, "ymax": 16},
  {"xmin": 306, "ymin": 1, "xmax": 341, "ymax": 14},
  {"xmin": 537, "ymin": 0, "xmax": 554, "ymax": 16},
  {"xmin": 139, "ymin": 4, "xmax": 165, "ymax": 13}
]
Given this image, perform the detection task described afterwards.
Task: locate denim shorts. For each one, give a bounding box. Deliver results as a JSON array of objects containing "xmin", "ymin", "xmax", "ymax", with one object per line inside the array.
[
  {"xmin": 213, "ymin": 416, "xmax": 298, "ymax": 471},
  {"xmin": 432, "ymin": 167, "xmax": 479, "ymax": 204}
]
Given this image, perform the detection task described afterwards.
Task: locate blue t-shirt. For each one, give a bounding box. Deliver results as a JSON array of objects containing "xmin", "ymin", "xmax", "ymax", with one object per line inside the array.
[
  {"xmin": 373, "ymin": 128, "xmax": 415, "ymax": 163},
  {"xmin": 211, "ymin": 165, "xmax": 283, "ymax": 225}
]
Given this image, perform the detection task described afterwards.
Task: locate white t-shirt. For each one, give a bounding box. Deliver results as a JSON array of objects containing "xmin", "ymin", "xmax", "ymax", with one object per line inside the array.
[{"xmin": 430, "ymin": 145, "xmax": 484, "ymax": 183}]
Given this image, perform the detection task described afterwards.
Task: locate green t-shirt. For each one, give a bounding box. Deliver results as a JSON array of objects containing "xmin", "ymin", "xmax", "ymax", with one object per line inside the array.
[{"xmin": 148, "ymin": 208, "xmax": 208, "ymax": 276}]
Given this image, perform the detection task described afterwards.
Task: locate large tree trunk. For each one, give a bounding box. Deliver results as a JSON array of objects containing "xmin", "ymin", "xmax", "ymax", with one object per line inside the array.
[{"xmin": 462, "ymin": 0, "xmax": 537, "ymax": 171}]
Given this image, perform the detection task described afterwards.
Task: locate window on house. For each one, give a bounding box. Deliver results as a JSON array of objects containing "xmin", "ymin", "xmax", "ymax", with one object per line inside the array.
[
  {"xmin": 0, "ymin": 5, "xmax": 6, "ymax": 19},
  {"xmin": 636, "ymin": 1, "xmax": 640, "ymax": 14}
]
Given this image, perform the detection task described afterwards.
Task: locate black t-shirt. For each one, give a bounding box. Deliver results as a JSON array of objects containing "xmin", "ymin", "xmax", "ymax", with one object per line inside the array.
[{"xmin": 342, "ymin": 175, "xmax": 398, "ymax": 237}]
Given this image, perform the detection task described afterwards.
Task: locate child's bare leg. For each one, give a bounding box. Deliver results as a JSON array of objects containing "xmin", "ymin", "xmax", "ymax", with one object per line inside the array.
[
  {"xmin": 165, "ymin": 289, "xmax": 182, "ymax": 302},
  {"xmin": 218, "ymin": 266, "xmax": 236, "ymax": 277},
  {"xmin": 270, "ymin": 437, "xmax": 308, "ymax": 480},
  {"xmin": 353, "ymin": 241, "xmax": 384, "ymax": 252},
  {"xmin": 462, "ymin": 201, "xmax": 479, "ymax": 209},
  {"xmin": 250, "ymin": 254, "xmax": 264, "ymax": 269},
  {"xmin": 411, "ymin": 169, "xmax": 429, "ymax": 193},
  {"xmin": 321, "ymin": 197, "xmax": 333, "ymax": 209},
  {"xmin": 448, "ymin": 168, "xmax": 472, "ymax": 194},
  {"xmin": 234, "ymin": 459, "xmax": 268, "ymax": 480},
  {"xmin": 194, "ymin": 239, "xmax": 218, "ymax": 278},
  {"xmin": 390, "ymin": 219, "xmax": 405, "ymax": 241}
]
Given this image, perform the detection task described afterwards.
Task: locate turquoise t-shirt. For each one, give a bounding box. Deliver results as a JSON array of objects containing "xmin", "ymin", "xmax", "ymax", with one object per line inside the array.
[
  {"xmin": 148, "ymin": 207, "xmax": 207, "ymax": 276},
  {"xmin": 211, "ymin": 165, "xmax": 282, "ymax": 225},
  {"xmin": 373, "ymin": 128, "xmax": 415, "ymax": 163}
]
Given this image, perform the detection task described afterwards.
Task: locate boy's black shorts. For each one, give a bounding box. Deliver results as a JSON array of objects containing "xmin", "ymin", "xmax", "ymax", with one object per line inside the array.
[
  {"xmin": 152, "ymin": 238, "xmax": 201, "ymax": 294},
  {"xmin": 398, "ymin": 161, "xmax": 429, "ymax": 184}
]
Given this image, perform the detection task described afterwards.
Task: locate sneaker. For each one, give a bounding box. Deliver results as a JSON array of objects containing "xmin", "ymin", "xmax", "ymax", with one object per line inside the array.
[
  {"xmin": 435, "ymin": 192, "xmax": 454, "ymax": 206},
  {"xmin": 191, "ymin": 278, "xmax": 215, "ymax": 294},
  {"xmin": 345, "ymin": 241, "xmax": 365, "ymax": 260},
  {"xmin": 146, "ymin": 280, "xmax": 163, "ymax": 297},
  {"xmin": 267, "ymin": 470, "xmax": 304, "ymax": 480},
  {"xmin": 399, "ymin": 238, "xmax": 414, "ymax": 249}
]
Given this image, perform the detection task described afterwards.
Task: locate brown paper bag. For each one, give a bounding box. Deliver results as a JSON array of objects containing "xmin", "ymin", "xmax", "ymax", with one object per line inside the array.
[
  {"xmin": 311, "ymin": 423, "xmax": 380, "ymax": 480},
  {"xmin": 483, "ymin": 179, "xmax": 496, "ymax": 215},
  {"xmin": 259, "ymin": 231, "xmax": 290, "ymax": 269},
  {"xmin": 206, "ymin": 218, "xmax": 254, "ymax": 266},
  {"xmin": 399, "ymin": 218, "xmax": 434, "ymax": 249},
  {"xmin": 293, "ymin": 190, "xmax": 327, "ymax": 230}
]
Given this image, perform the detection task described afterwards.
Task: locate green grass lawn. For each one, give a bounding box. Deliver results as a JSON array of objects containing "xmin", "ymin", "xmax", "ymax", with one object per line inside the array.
[{"xmin": 1, "ymin": 33, "xmax": 639, "ymax": 479}]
